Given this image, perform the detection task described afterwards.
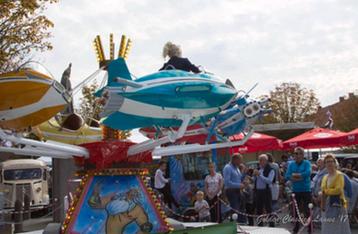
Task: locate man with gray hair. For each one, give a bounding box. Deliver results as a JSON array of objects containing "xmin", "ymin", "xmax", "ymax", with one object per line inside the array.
[{"xmin": 253, "ymin": 154, "xmax": 275, "ymax": 227}]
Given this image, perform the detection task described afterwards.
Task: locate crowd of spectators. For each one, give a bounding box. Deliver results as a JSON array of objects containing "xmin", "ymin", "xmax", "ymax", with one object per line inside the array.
[{"xmin": 154, "ymin": 147, "xmax": 358, "ymax": 234}]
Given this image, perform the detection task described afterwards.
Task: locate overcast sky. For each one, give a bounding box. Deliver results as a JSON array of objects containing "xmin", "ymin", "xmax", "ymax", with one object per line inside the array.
[{"xmin": 37, "ymin": 0, "xmax": 358, "ymax": 141}]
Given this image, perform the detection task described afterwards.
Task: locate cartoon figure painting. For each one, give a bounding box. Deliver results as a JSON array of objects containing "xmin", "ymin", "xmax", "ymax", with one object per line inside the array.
[
  {"xmin": 66, "ymin": 175, "xmax": 168, "ymax": 234},
  {"xmin": 88, "ymin": 185, "xmax": 152, "ymax": 234}
]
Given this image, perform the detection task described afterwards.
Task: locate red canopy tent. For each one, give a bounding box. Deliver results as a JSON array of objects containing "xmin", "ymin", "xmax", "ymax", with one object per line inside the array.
[
  {"xmin": 341, "ymin": 128, "xmax": 358, "ymax": 146},
  {"xmin": 229, "ymin": 132, "xmax": 283, "ymax": 154},
  {"xmin": 283, "ymin": 128, "xmax": 347, "ymax": 150}
]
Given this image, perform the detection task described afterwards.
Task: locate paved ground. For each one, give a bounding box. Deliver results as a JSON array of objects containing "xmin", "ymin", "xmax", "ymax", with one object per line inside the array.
[
  {"xmin": 8, "ymin": 209, "xmax": 358, "ymax": 234},
  {"xmin": 12, "ymin": 221, "xmax": 358, "ymax": 234},
  {"xmin": 239, "ymin": 225, "xmax": 290, "ymax": 233},
  {"xmin": 270, "ymin": 217, "xmax": 358, "ymax": 233}
]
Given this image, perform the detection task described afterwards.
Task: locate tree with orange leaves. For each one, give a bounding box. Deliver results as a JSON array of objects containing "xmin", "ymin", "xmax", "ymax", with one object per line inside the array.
[{"xmin": 0, "ymin": 0, "xmax": 58, "ymax": 72}]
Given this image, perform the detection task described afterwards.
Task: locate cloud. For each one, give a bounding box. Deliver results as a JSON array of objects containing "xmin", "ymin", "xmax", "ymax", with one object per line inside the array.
[{"xmin": 36, "ymin": 0, "xmax": 358, "ymax": 110}]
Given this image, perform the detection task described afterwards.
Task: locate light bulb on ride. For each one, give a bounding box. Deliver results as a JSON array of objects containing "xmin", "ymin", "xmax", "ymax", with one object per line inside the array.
[{"xmin": 232, "ymin": 213, "xmax": 238, "ymax": 221}]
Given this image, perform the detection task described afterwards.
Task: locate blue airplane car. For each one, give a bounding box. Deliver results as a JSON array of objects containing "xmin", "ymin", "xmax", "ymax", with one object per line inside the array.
[
  {"xmin": 98, "ymin": 58, "xmax": 237, "ymax": 131},
  {"xmin": 96, "ymin": 57, "xmax": 270, "ymax": 155}
]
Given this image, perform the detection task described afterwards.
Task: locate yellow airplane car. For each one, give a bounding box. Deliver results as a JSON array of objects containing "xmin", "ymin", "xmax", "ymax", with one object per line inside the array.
[
  {"xmin": 0, "ymin": 69, "xmax": 71, "ymax": 130},
  {"xmin": 36, "ymin": 114, "xmax": 102, "ymax": 145}
]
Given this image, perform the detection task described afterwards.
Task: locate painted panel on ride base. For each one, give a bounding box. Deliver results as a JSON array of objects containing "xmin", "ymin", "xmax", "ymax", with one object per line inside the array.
[{"xmin": 67, "ymin": 175, "xmax": 168, "ymax": 234}]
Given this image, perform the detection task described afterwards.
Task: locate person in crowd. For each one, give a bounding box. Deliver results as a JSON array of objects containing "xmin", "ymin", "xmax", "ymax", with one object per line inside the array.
[
  {"xmin": 280, "ymin": 154, "xmax": 290, "ymax": 178},
  {"xmin": 246, "ymin": 168, "xmax": 254, "ymax": 178},
  {"xmin": 312, "ymin": 158, "xmax": 327, "ymax": 202},
  {"xmin": 239, "ymin": 183, "xmax": 247, "ymax": 222},
  {"xmin": 346, "ymin": 162, "xmax": 353, "ymax": 170},
  {"xmin": 320, "ymin": 154, "xmax": 351, "ymax": 234},
  {"xmin": 311, "ymin": 164, "xmax": 318, "ymax": 179},
  {"xmin": 267, "ymin": 153, "xmax": 280, "ymax": 211},
  {"xmin": 343, "ymin": 169, "xmax": 353, "ymax": 204},
  {"xmin": 238, "ymin": 163, "xmax": 249, "ymax": 217},
  {"xmin": 239, "ymin": 163, "xmax": 247, "ymax": 178},
  {"xmin": 310, "ymin": 158, "xmax": 327, "ymax": 227},
  {"xmin": 154, "ymin": 161, "xmax": 179, "ymax": 209},
  {"xmin": 194, "ymin": 191, "xmax": 211, "ymax": 222},
  {"xmin": 285, "ymin": 147, "xmax": 312, "ymax": 234},
  {"xmin": 242, "ymin": 175, "xmax": 255, "ymax": 226},
  {"xmin": 204, "ymin": 162, "xmax": 223, "ymax": 223},
  {"xmin": 223, "ymin": 153, "xmax": 245, "ymax": 223},
  {"xmin": 159, "ymin": 42, "xmax": 201, "ymax": 73},
  {"xmin": 281, "ymin": 154, "xmax": 289, "ymax": 165},
  {"xmin": 254, "ymin": 154, "xmax": 275, "ymax": 227},
  {"xmin": 353, "ymin": 163, "xmax": 358, "ymax": 173},
  {"xmin": 344, "ymin": 169, "xmax": 358, "ymax": 217}
]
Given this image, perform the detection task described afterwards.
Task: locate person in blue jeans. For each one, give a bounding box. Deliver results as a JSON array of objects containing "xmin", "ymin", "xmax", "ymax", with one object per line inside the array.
[
  {"xmin": 285, "ymin": 147, "xmax": 312, "ymax": 234},
  {"xmin": 223, "ymin": 153, "xmax": 245, "ymax": 223}
]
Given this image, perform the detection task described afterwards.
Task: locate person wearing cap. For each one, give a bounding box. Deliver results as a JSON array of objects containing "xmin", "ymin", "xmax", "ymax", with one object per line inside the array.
[
  {"xmin": 223, "ymin": 153, "xmax": 245, "ymax": 222},
  {"xmin": 285, "ymin": 147, "xmax": 312, "ymax": 234}
]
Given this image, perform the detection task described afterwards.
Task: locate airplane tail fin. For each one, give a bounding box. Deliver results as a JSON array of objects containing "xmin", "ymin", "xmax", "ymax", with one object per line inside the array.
[{"xmin": 106, "ymin": 57, "xmax": 132, "ymax": 86}]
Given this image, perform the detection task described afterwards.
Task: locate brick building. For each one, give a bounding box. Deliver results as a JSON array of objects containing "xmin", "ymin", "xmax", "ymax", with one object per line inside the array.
[{"xmin": 310, "ymin": 92, "xmax": 358, "ymax": 132}]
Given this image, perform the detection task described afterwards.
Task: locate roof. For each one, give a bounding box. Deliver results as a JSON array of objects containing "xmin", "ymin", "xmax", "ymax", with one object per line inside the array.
[
  {"xmin": 252, "ymin": 122, "xmax": 315, "ymax": 140},
  {"xmin": 253, "ymin": 122, "xmax": 315, "ymax": 131},
  {"xmin": 310, "ymin": 94, "xmax": 358, "ymax": 131},
  {"xmin": 334, "ymin": 153, "xmax": 358, "ymax": 159},
  {"xmin": 0, "ymin": 159, "xmax": 47, "ymax": 168}
]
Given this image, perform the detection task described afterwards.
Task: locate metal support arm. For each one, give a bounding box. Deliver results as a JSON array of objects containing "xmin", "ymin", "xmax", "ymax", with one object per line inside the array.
[
  {"xmin": 0, "ymin": 129, "xmax": 89, "ymax": 158},
  {"xmin": 152, "ymin": 128, "xmax": 254, "ymax": 157}
]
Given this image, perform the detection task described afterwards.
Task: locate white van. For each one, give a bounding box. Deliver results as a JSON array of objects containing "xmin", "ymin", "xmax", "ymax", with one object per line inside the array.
[{"xmin": 0, "ymin": 159, "xmax": 50, "ymax": 209}]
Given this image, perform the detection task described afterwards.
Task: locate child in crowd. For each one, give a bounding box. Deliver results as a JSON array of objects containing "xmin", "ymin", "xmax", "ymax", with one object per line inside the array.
[
  {"xmin": 242, "ymin": 176, "xmax": 255, "ymax": 226},
  {"xmin": 194, "ymin": 191, "xmax": 211, "ymax": 222}
]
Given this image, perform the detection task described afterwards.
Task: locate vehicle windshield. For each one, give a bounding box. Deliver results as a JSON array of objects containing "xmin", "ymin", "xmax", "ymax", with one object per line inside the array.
[
  {"xmin": 136, "ymin": 70, "xmax": 223, "ymax": 83},
  {"xmin": 4, "ymin": 168, "xmax": 42, "ymax": 181},
  {"xmin": 21, "ymin": 62, "xmax": 54, "ymax": 78}
]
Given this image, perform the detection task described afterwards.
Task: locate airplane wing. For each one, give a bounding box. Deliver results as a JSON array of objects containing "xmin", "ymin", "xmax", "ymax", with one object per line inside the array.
[{"xmin": 115, "ymin": 77, "xmax": 143, "ymax": 88}]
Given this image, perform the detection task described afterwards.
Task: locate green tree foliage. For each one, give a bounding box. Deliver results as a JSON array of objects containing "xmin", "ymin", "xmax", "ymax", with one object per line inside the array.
[
  {"xmin": 262, "ymin": 82, "xmax": 320, "ymax": 123},
  {"xmin": 78, "ymin": 82, "xmax": 131, "ymax": 139},
  {"xmin": 0, "ymin": 0, "xmax": 57, "ymax": 72},
  {"xmin": 78, "ymin": 82, "xmax": 102, "ymax": 123}
]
